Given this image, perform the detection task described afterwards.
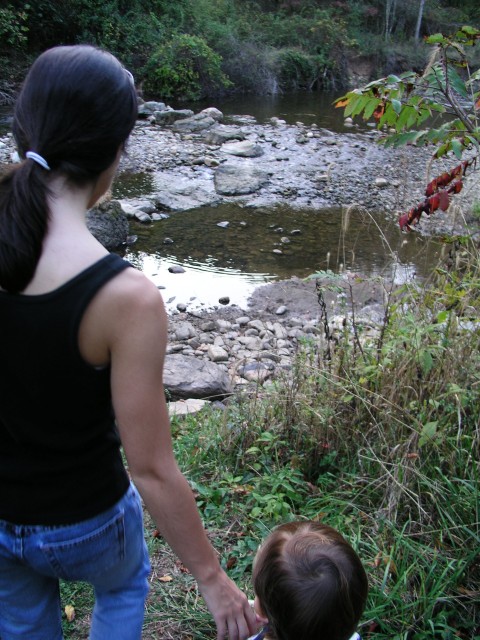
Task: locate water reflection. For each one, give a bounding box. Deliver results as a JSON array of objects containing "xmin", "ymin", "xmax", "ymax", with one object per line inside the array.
[
  {"xmin": 124, "ymin": 203, "xmax": 442, "ymax": 311},
  {"xmin": 194, "ymin": 91, "xmax": 364, "ymax": 132}
]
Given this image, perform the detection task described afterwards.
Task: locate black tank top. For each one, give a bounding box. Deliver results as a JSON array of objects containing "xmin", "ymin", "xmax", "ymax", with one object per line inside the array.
[{"xmin": 0, "ymin": 254, "xmax": 131, "ymax": 525}]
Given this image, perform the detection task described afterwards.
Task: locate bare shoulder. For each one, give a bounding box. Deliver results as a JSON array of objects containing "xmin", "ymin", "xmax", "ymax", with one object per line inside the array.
[
  {"xmin": 102, "ymin": 265, "xmax": 168, "ymax": 334},
  {"xmin": 79, "ymin": 264, "xmax": 167, "ymax": 365}
]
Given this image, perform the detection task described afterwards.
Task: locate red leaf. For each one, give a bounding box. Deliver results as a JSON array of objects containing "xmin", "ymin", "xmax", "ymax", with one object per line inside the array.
[
  {"xmin": 425, "ymin": 179, "xmax": 437, "ymax": 197},
  {"xmin": 429, "ymin": 194, "xmax": 440, "ymax": 212},
  {"xmin": 438, "ymin": 190, "xmax": 450, "ymax": 211},
  {"xmin": 373, "ymin": 103, "xmax": 385, "ymax": 120}
]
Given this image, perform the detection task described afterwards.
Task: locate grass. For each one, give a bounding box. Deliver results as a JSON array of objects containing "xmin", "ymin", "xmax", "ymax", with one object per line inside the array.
[{"xmin": 60, "ymin": 237, "xmax": 479, "ymax": 640}]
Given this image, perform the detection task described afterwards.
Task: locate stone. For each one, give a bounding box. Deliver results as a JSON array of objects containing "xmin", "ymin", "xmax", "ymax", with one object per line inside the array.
[
  {"xmin": 168, "ymin": 398, "xmax": 208, "ymax": 417},
  {"xmin": 168, "ymin": 265, "xmax": 186, "ymax": 274},
  {"xmin": 222, "ymin": 140, "xmax": 264, "ymax": 158},
  {"xmin": 174, "ymin": 322, "xmax": 197, "ymax": 341},
  {"xmin": 203, "ymin": 125, "xmax": 246, "ymax": 145},
  {"xmin": 214, "ymin": 163, "xmax": 269, "ymax": 196},
  {"xmin": 153, "ymin": 109, "xmax": 194, "ymax": 125},
  {"xmin": 86, "ymin": 200, "xmax": 128, "ymax": 250},
  {"xmin": 207, "ymin": 345, "xmax": 229, "ymax": 362},
  {"xmin": 238, "ymin": 362, "xmax": 273, "ymax": 383},
  {"xmin": 172, "ymin": 114, "xmax": 216, "ymax": 133},
  {"xmin": 163, "ymin": 354, "xmax": 232, "ymax": 399}
]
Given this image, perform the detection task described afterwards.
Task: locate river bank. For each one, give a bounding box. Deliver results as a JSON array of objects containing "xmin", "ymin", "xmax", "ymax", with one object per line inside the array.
[{"xmin": 1, "ymin": 102, "xmax": 478, "ymax": 407}]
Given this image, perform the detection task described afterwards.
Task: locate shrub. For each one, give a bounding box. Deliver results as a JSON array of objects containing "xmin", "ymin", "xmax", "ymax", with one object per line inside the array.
[{"xmin": 143, "ymin": 33, "xmax": 232, "ymax": 101}]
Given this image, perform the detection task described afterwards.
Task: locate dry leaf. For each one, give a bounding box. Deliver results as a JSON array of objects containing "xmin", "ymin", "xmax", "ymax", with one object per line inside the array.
[
  {"xmin": 64, "ymin": 605, "xmax": 75, "ymax": 622},
  {"xmin": 159, "ymin": 575, "xmax": 173, "ymax": 582}
]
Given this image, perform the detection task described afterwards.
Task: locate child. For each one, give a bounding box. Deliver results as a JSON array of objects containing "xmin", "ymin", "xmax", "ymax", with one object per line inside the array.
[{"xmin": 248, "ymin": 521, "xmax": 368, "ymax": 640}]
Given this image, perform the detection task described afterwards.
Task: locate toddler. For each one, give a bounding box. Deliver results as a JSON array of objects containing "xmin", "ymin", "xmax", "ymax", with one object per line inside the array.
[{"xmin": 248, "ymin": 521, "xmax": 368, "ymax": 640}]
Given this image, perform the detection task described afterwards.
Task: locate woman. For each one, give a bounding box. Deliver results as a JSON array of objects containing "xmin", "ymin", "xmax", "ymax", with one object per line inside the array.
[{"xmin": 0, "ymin": 45, "xmax": 257, "ymax": 640}]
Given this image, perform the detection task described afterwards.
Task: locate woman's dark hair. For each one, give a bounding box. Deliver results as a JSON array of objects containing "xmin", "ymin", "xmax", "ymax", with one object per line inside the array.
[
  {"xmin": 0, "ymin": 45, "xmax": 138, "ymax": 293},
  {"xmin": 253, "ymin": 521, "xmax": 368, "ymax": 640}
]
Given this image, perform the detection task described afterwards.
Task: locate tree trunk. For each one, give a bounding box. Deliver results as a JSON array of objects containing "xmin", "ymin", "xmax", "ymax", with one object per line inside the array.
[{"xmin": 414, "ymin": 0, "xmax": 426, "ymax": 42}]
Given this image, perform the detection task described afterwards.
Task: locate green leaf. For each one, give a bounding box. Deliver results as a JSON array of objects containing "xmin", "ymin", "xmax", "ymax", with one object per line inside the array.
[
  {"xmin": 391, "ymin": 98, "xmax": 402, "ymax": 115},
  {"xmin": 395, "ymin": 105, "xmax": 416, "ymax": 131},
  {"xmin": 447, "ymin": 67, "xmax": 469, "ymax": 99},
  {"xmin": 419, "ymin": 421, "xmax": 439, "ymax": 447},
  {"xmin": 436, "ymin": 310, "xmax": 448, "ymax": 323},
  {"xmin": 350, "ymin": 94, "xmax": 371, "ymax": 118},
  {"xmin": 363, "ymin": 97, "xmax": 381, "ymax": 120},
  {"xmin": 426, "ymin": 33, "xmax": 446, "ymax": 44},
  {"xmin": 450, "ymin": 138, "xmax": 464, "ymax": 160},
  {"xmin": 386, "ymin": 74, "xmax": 401, "ymax": 84},
  {"xmin": 420, "ymin": 349, "xmax": 434, "ymax": 375}
]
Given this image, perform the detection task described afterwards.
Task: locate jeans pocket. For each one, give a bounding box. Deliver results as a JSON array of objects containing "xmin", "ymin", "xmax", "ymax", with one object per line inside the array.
[{"xmin": 40, "ymin": 509, "xmax": 126, "ymax": 581}]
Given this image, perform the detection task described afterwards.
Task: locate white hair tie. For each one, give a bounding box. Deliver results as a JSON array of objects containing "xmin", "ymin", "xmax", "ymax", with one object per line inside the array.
[{"xmin": 25, "ymin": 151, "xmax": 51, "ymax": 171}]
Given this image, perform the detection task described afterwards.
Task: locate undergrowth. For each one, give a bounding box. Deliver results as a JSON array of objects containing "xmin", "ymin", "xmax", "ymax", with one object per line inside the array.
[{"xmin": 61, "ymin": 242, "xmax": 479, "ymax": 639}]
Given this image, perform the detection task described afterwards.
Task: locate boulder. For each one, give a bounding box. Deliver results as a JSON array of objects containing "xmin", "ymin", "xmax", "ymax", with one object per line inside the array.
[
  {"xmin": 86, "ymin": 200, "xmax": 128, "ymax": 249},
  {"xmin": 214, "ymin": 163, "xmax": 269, "ymax": 196},
  {"xmin": 222, "ymin": 140, "xmax": 264, "ymax": 158},
  {"xmin": 172, "ymin": 113, "xmax": 216, "ymax": 133},
  {"xmin": 163, "ymin": 354, "xmax": 232, "ymax": 399},
  {"xmin": 153, "ymin": 109, "xmax": 194, "ymax": 125},
  {"xmin": 203, "ymin": 125, "xmax": 246, "ymax": 145}
]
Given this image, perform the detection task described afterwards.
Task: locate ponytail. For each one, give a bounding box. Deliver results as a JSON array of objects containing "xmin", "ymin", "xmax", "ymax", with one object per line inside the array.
[{"xmin": 0, "ymin": 162, "xmax": 50, "ymax": 292}]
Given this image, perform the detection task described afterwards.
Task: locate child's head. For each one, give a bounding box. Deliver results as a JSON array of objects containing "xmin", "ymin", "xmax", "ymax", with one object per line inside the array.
[{"xmin": 252, "ymin": 521, "xmax": 368, "ymax": 640}]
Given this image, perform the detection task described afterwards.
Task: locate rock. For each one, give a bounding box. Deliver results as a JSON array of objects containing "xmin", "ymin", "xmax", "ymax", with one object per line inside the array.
[
  {"xmin": 86, "ymin": 200, "xmax": 128, "ymax": 249},
  {"xmin": 174, "ymin": 322, "xmax": 197, "ymax": 340},
  {"xmin": 214, "ymin": 163, "xmax": 269, "ymax": 196},
  {"xmin": 176, "ymin": 303, "xmax": 187, "ymax": 313},
  {"xmin": 217, "ymin": 221, "xmax": 230, "ymax": 228},
  {"xmin": 199, "ymin": 107, "xmax": 224, "ymax": 122},
  {"xmin": 168, "ymin": 398, "xmax": 208, "ymax": 416},
  {"xmin": 219, "ymin": 296, "xmax": 230, "ymax": 305},
  {"xmin": 203, "ymin": 125, "xmax": 246, "ymax": 145},
  {"xmin": 153, "ymin": 109, "xmax": 194, "ymax": 125},
  {"xmin": 222, "ymin": 140, "xmax": 264, "ymax": 158},
  {"xmin": 163, "ymin": 354, "xmax": 232, "ymax": 399},
  {"xmin": 138, "ymin": 101, "xmax": 167, "ymax": 116},
  {"xmin": 375, "ymin": 177, "xmax": 389, "ymax": 188},
  {"xmin": 207, "ymin": 345, "xmax": 229, "ymax": 362},
  {"xmin": 275, "ymin": 305, "xmax": 288, "ymax": 316},
  {"xmin": 168, "ymin": 265, "xmax": 186, "ymax": 274},
  {"xmin": 238, "ymin": 362, "xmax": 272, "ymax": 383},
  {"xmin": 172, "ymin": 114, "xmax": 216, "ymax": 133},
  {"xmin": 153, "ymin": 175, "xmax": 221, "ymax": 211}
]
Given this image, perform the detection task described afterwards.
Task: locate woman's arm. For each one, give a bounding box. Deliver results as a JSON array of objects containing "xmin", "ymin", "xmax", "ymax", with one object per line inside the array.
[{"xmin": 105, "ymin": 269, "xmax": 257, "ymax": 640}]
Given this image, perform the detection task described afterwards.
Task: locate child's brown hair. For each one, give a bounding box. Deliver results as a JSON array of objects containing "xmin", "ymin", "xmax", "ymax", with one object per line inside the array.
[{"xmin": 252, "ymin": 521, "xmax": 368, "ymax": 640}]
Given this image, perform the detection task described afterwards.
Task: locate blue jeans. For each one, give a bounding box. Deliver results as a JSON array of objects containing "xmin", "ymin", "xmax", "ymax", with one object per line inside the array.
[{"xmin": 0, "ymin": 483, "xmax": 150, "ymax": 640}]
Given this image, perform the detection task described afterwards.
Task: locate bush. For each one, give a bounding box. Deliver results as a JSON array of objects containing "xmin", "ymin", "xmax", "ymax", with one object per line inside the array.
[
  {"xmin": 0, "ymin": 5, "xmax": 29, "ymax": 52},
  {"xmin": 275, "ymin": 49, "xmax": 321, "ymax": 91},
  {"xmin": 143, "ymin": 33, "xmax": 232, "ymax": 101}
]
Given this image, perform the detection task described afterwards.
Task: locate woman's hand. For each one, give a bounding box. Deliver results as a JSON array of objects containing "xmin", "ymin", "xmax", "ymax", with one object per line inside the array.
[{"xmin": 198, "ymin": 570, "xmax": 258, "ymax": 640}]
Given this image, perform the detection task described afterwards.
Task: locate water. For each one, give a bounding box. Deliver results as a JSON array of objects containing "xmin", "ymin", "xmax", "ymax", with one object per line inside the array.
[
  {"xmin": 116, "ymin": 90, "xmax": 442, "ymax": 311},
  {"xmin": 3, "ymin": 92, "xmax": 444, "ymax": 311},
  {"xmin": 122, "ymin": 203, "xmax": 443, "ymax": 312},
  {"xmin": 188, "ymin": 90, "xmax": 368, "ymax": 132}
]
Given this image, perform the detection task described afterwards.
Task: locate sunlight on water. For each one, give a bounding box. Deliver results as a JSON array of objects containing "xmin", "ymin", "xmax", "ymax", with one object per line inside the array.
[{"xmin": 123, "ymin": 203, "xmax": 443, "ymax": 312}]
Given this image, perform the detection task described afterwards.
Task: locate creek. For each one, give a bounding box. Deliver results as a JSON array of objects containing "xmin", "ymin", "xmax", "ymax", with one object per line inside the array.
[{"xmin": 113, "ymin": 91, "xmax": 443, "ymax": 312}]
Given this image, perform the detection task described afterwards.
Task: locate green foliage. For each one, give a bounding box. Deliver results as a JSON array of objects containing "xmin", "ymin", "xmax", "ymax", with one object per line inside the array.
[
  {"xmin": 335, "ymin": 26, "xmax": 480, "ymax": 160},
  {"xmin": 275, "ymin": 49, "xmax": 321, "ymax": 91},
  {"xmin": 143, "ymin": 33, "xmax": 232, "ymax": 101},
  {"xmin": 0, "ymin": 4, "xmax": 29, "ymax": 51}
]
